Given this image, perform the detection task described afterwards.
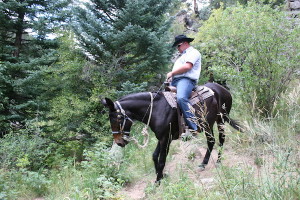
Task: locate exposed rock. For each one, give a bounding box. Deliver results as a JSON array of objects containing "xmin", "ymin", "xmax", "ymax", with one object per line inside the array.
[{"xmin": 288, "ymin": 0, "xmax": 300, "ymax": 10}]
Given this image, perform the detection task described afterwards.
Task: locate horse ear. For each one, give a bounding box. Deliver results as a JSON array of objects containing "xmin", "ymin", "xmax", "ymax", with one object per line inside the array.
[{"xmin": 102, "ymin": 98, "xmax": 116, "ymax": 112}]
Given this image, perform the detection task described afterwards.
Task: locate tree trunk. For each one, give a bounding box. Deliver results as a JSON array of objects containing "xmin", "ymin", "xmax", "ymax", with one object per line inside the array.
[
  {"xmin": 13, "ymin": 11, "xmax": 25, "ymax": 57},
  {"xmin": 194, "ymin": 0, "xmax": 199, "ymax": 16}
]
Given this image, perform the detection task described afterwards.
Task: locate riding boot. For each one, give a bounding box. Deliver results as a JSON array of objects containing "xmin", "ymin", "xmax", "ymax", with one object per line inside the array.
[{"xmin": 181, "ymin": 126, "xmax": 198, "ymax": 141}]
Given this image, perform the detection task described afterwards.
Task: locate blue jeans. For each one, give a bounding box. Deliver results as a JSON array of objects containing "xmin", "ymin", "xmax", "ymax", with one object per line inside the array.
[{"xmin": 171, "ymin": 77, "xmax": 197, "ymax": 130}]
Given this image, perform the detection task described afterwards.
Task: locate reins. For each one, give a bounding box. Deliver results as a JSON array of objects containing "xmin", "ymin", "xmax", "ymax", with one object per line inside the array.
[
  {"xmin": 127, "ymin": 92, "xmax": 153, "ymax": 148},
  {"xmin": 123, "ymin": 83, "xmax": 165, "ymax": 148}
]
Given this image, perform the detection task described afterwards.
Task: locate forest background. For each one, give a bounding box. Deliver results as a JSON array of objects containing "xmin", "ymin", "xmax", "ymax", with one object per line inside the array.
[{"xmin": 0, "ymin": 0, "xmax": 299, "ymax": 199}]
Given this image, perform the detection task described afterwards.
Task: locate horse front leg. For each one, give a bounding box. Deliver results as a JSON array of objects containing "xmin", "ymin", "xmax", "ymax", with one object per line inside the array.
[
  {"xmin": 152, "ymin": 142, "xmax": 160, "ymax": 176},
  {"xmin": 154, "ymin": 136, "xmax": 171, "ymax": 182}
]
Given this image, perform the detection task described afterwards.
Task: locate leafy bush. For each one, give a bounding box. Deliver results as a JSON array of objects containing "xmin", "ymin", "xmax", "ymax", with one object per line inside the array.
[
  {"xmin": 0, "ymin": 133, "xmax": 52, "ymax": 170},
  {"xmin": 0, "ymin": 169, "xmax": 50, "ymax": 199},
  {"xmin": 80, "ymin": 142, "xmax": 127, "ymax": 197},
  {"xmin": 81, "ymin": 142, "xmax": 124, "ymax": 178},
  {"xmin": 46, "ymin": 166, "xmax": 123, "ymax": 200},
  {"xmin": 196, "ymin": 2, "xmax": 300, "ymax": 117},
  {"xmin": 46, "ymin": 142, "xmax": 125, "ymax": 199},
  {"xmin": 37, "ymin": 31, "xmax": 113, "ymax": 164}
]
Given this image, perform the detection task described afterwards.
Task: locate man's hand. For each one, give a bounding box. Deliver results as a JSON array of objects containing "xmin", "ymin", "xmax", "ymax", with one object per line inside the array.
[
  {"xmin": 166, "ymin": 71, "xmax": 173, "ymax": 82},
  {"xmin": 166, "ymin": 62, "xmax": 193, "ymax": 82}
]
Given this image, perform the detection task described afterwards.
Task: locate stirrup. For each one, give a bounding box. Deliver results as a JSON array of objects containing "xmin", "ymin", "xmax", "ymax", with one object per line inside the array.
[{"xmin": 165, "ymin": 85, "xmax": 177, "ymax": 93}]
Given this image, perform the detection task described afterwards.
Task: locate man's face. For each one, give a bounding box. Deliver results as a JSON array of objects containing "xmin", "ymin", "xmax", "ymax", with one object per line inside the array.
[{"xmin": 177, "ymin": 41, "xmax": 187, "ymax": 53}]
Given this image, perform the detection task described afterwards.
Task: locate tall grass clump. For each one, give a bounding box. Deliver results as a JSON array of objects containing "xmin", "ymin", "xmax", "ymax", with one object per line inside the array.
[
  {"xmin": 207, "ymin": 158, "xmax": 299, "ymax": 200},
  {"xmin": 145, "ymin": 173, "xmax": 207, "ymax": 200},
  {"xmin": 218, "ymin": 80, "xmax": 300, "ymax": 199}
]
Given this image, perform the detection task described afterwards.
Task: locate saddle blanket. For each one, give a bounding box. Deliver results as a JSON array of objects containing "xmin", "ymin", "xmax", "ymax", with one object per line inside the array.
[{"xmin": 163, "ymin": 85, "xmax": 214, "ymax": 109}]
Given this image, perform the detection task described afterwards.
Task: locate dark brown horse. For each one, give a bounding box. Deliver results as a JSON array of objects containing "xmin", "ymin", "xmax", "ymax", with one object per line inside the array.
[{"xmin": 102, "ymin": 82, "xmax": 242, "ymax": 182}]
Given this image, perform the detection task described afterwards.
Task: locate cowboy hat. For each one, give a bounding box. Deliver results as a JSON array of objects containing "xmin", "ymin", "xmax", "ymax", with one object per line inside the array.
[{"xmin": 172, "ymin": 34, "xmax": 194, "ymax": 47}]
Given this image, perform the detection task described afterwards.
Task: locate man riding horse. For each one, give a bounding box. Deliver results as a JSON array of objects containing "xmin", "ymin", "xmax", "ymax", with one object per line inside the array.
[{"xmin": 166, "ymin": 35, "xmax": 201, "ymax": 135}]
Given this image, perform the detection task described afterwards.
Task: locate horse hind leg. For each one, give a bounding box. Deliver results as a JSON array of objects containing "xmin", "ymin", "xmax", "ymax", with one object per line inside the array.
[
  {"xmin": 199, "ymin": 127, "xmax": 215, "ymax": 170},
  {"xmin": 217, "ymin": 122, "xmax": 225, "ymax": 164}
]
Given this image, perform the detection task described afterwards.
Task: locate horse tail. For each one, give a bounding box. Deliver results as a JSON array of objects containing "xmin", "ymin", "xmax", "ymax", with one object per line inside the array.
[
  {"xmin": 205, "ymin": 82, "xmax": 244, "ymax": 132},
  {"xmin": 224, "ymin": 116, "xmax": 244, "ymax": 132}
]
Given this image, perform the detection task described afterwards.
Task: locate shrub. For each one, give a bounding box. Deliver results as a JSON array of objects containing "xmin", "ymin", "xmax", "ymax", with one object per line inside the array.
[
  {"xmin": 0, "ymin": 133, "xmax": 52, "ymax": 170},
  {"xmin": 81, "ymin": 142, "xmax": 124, "ymax": 178},
  {"xmin": 196, "ymin": 2, "xmax": 300, "ymax": 117},
  {"xmin": 45, "ymin": 142, "xmax": 125, "ymax": 199},
  {"xmin": 0, "ymin": 169, "xmax": 50, "ymax": 199}
]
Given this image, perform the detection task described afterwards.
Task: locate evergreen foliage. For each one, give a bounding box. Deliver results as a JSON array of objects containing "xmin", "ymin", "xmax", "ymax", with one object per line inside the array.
[
  {"xmin": 0, "ymin": 0, "xmax": 71, "ymax": 135},
  {"xmin": 72, "ymin": 0, "xmax": 176, "ymax": 88},
  {"xmin": 116, "ymin": 81, "xmax": 148, "ymax": 98},
  {"xmin": 36, "ymin": 31, "xmax": 113, "ymax": 157}
]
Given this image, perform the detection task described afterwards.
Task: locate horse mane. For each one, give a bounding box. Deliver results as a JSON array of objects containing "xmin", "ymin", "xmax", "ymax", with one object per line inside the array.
[
  {"xmin": 119, "ymin": 92, "xmax": 149, "ymax": 101},
  {"xmin": 119, "ymin": 91, "xmax": 163, "ymax": 101}
]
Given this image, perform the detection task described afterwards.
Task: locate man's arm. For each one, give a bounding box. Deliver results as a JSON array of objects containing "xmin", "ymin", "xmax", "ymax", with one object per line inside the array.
[{"xmin": 166, "ymin": 62, "xmax": 193, "ymax": 80}]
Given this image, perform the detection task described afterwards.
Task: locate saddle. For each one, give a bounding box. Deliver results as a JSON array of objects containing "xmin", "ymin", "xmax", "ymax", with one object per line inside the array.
[{"xmin": 163, "ymin": 85, "xmax": 214, "ymax": 139}]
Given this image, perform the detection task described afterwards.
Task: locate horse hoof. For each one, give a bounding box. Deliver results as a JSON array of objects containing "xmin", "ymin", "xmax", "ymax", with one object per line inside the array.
[
  {"xmin": 198, "ymin": 164, "xmax": 206, "ymax": 171},
  {"xmin": 163, "ymin": 173, "xmax": 169, "ymax": 179},
  {"xmin": 155, "ymin": 180, "xmax": 161, "ymax": 185},
  {"xmin": 215, "ymin": 162, "xmax": 221, "ymax": 168}
]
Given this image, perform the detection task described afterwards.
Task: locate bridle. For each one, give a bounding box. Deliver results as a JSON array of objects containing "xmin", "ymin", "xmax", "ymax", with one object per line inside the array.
[
  {"xmin": 110, "ymin": 91, "xmax": 158, "ymax": 148},
  {"xmin": 111, "ymin": 101, "xmax": 134, "ymax": 135},
  {"xmin": 111, "ymin": 92, "xmax": 154, "ymax": 136}
]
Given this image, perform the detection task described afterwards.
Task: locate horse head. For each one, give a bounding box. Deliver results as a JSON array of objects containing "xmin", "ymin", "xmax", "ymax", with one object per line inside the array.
[{"xmin": 102, "ymin": 97, "xmax": 133, "ymax": 147}]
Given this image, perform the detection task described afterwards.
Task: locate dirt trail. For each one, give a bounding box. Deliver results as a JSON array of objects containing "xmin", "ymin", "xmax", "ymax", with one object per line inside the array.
[{"xmin": 118, "ymin": 139, "xmax": 258, "ymax": 200}]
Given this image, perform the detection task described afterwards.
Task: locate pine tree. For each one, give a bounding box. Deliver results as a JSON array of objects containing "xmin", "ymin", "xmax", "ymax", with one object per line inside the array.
[
  {"xmin": 72, "ymin": 0, "xmax": 177, "ymax": 88},
  {"xmin": 0, "ymin": 0, "xmax": 71, "ymax": 135}
]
